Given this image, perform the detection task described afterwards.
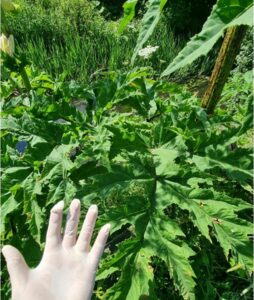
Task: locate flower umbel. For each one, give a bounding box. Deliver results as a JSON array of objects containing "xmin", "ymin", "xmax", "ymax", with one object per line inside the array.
[
  {"xmin": 138, "ymin": 45, "xmax": 159, "ymax": 59},
  {"xmin": 0, "ymin": 34, "xmax": 15, "ymax": 56}
]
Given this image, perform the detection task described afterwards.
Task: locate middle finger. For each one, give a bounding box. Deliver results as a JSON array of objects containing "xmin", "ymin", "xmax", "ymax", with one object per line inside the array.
[{"xmin": 62, "ymin": 199, "xmax": 80, "ymax": 248}]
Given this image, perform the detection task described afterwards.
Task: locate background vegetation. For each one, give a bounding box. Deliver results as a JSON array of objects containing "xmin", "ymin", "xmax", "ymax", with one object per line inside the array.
[{"xmin": 5, "ymin": 0, "xmax": 220, "ymax": 82}]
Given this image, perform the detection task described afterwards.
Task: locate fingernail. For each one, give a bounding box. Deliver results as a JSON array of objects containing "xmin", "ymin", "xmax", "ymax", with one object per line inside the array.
[
  {"xmin": 52, "ymin": 200, "xmax": 64, "ymax": 211},
  {"xmin": 104, "ymin": 223, "xmax": 111, "ymax": 234},
  {"xmin": 1, "ymin": 245, "xmax": 13, "ymax": 258},
  {"xmin": 72, "ymin": 199, "xmax": 80, "ymax": 209},
  {"xmin": 90, "ymin": 204, "xmax": 98, "ymax": 211},
  {"xmin": 1, "ymin": 246, "xmax": 7, "ymax": 257}
]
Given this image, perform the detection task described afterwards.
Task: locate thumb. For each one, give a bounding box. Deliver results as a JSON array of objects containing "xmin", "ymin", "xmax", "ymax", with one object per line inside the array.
[{"xmin": 2, "ymin": 245, "xmax": 29, "ymax": 285}]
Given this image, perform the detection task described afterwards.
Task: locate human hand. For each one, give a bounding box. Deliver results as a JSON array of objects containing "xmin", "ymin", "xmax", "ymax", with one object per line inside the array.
[{"xmin": 2, "ymin": 199, "xmax": 110, "ymax": 300}]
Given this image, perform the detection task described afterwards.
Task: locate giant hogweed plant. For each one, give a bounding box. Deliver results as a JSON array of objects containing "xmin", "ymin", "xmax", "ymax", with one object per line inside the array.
[{"xmin": 1, "ymin": 67, "xmax": 253, "ymax": 299}]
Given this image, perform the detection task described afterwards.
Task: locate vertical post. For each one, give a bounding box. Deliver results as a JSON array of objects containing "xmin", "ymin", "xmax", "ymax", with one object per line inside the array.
[{"xmin": 202, "ymin": 25, "xmax": 247, "ymax": 114}]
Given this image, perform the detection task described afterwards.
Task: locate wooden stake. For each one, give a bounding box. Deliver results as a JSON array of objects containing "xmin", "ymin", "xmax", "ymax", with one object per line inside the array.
[{"xmin": 202, "ymin": 25, "xmax": 247, "ymax": 114}]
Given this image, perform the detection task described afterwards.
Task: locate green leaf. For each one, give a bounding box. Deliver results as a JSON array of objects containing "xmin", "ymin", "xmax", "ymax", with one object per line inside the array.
[
  {"xmin": 118, "ymin": 0, "xmax": 138, "ymax": 34},
  {"xmin": 22, "ymin": 173, "xmax": 44, "ymax": 244},
  {"xmin": 162, "ymin": 0, "xmax": 253, "ymax": 76},
  {"xmin": 1, "ymin": 166, "xmax": 32, "ymax": 192},
  {"xmin": 152, "ymin": 148, "xmax": 180, "ymax": 178},
  {"xmin": 1, "ymin": 113, "xmax": 64, "ymax": 144},
  {"xmin": 192, "ymin": 145, "xmax": 253, "ymax": 185},
  {"xmin": 203, "ymin": 199, "xmax": 253, "ymax": 273},
  {"xmin": 0, "ymin": 195, "xmax": 19, "ymax": 237},
  {"xmin": 157, "ymin": 180, "xmax": 253, "ymax": 273},
  {"xmin": 100, "ymin": 240, "xmax": 152, "ymax": 300},
  {"xmin": 145, "ymin": 214, "xmax": 196, "ymax": 300},
  {"xmin": 90, "ymin": 154, "xmax": 196, "ymax": 298},
  {"xmin": 101, "ymin": 211, "xmax": 196, "ymax": 299},
  {"xmin": 126, "ymin": 250, "xmax": 156, "ymax": 299},
  {"xmin": 29, "ymin": 200, "xmax": 44, "ymax": 245},
  {"xmin": 131, "ymin": 0, "xmax": 167, "ymax": 64},
  {"xmin": 237, "ymin": 95, "xmax": 253, "ymax": 137},
  {"xmin": 156, "ymin": 181, "xmax": 213, "ymax": 242},
  {"xmin": 47, "ymin": 178, "xmax": 77, "ymax": 206},
  {"xmin": 41, "ymin": 144, "xmax": 77, "ymax": 182}
]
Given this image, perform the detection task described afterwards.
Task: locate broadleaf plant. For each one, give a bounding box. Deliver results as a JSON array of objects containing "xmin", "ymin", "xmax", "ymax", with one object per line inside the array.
[
  {"xmin": 118, "ymin": 0, "xmax": 138, "ymax": 34},
  {"xmin": 1, "ymin": 66, "xmax": 253, "ymax": 299}
]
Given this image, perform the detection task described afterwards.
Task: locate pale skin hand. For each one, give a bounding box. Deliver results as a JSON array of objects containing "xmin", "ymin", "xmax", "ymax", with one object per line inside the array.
[{"xmin": 2, "ymin": 199, "xmax": 111, "ymax": 300}]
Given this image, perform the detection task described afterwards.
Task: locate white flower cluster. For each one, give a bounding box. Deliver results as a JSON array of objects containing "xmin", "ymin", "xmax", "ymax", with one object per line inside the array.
[
  {"xmin": 138, "ymin": 45, "xmax": 159, "ymax": 59},
  {"xmin": 0, "ymin": 34, "xmax": 15, "ymax": 56},
  {"xmin": 1, "ymin": 0, "xmax": 17, "ymax": 57}
]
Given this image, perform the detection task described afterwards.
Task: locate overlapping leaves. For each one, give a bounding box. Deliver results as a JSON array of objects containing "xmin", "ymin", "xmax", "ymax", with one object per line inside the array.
[{"xmin": 1, "ymin": 68, "xmax": 253, "ymax": 299}]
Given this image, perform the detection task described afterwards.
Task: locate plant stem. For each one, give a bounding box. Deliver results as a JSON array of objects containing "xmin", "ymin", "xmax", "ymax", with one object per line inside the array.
[
  {"xmin": 202, "ymin": 25, "xmax": 247, "ymax": 114},
  {"xmin": 20, "ymin": 67, "xmax": 32, "ymax": 91}
]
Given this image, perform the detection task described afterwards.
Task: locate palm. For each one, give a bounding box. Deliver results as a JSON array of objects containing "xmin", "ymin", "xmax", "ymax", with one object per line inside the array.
[
  {"xmin": 2, "ymin": 200, "xmax": 110, "ymax": 300},
  {"xmin": 35, "ymin": 247, "xmax": 98, "ymax": 299}
]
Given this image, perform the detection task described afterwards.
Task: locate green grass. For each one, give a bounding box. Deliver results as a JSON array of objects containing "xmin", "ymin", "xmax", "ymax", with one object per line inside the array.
[
  {"xmin": 14, "ymin": 24, "xmax": 185, "ymax": 83},
  {"xmin": 7, "ymin": 0, "xmax": 187, "ymax": 83},
  {"xmin": 15, "ymin": 34, "xmax": 134, "ymax": 83}
]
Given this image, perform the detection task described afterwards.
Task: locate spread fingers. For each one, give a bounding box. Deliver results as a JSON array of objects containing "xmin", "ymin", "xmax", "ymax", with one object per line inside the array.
[{"xmin": 75, "ymin": 205, "xmax": 98, "ymax": 252}]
